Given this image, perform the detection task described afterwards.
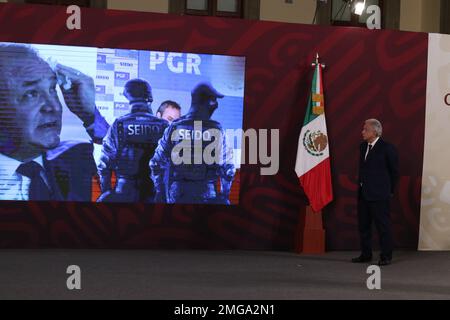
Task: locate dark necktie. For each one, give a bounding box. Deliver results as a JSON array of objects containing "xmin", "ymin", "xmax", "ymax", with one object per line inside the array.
[
  {"xmin": 16, "ymin": 161, "xmax": 52, "ymax": 201},
  {"xmin": 365, "ymin": 144, "xmax": 373, "ymax": 161}
]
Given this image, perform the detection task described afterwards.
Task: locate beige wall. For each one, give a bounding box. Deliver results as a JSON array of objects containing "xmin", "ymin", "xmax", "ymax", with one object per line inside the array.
[
  {"xmin": 400, "ymin": 0, "xmax": 440, "ymax": 33},
  {"xmin": 107, "ymin": 0, "xmax": 169, "ymax": 13},
  {"xmin": 108, "ymin": 0, "xmax": 318, "ymax": 23},
  {"xmin": 259, "ymin": 0, "xmax": 440, "ymax": 33},
  {"xmin": 419, "ymin": 33, "xmax": 450, "ymax": 250},
  {"xmin": 400, "ymin": 0, "xmax": 422, "ymax": 32},
  {"xmin": 0, "ymin": 0, "xmax": 444, "ymax": 34},
  {"xmin": 422, "ymin": 0, "xmax": 441, "ymax": 33},
  {"xmin": 107, "ymin": 0, "xmax": 318, "ymax": 25},
  {"xmin": 260, "ymin": 0, "xmax": 316, "ymax": 24}
]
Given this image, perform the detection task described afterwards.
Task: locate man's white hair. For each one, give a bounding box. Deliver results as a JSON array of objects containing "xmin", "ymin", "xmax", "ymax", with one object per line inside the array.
[
  {"xmin": 365, "ymin": 119, "xmax": 383, "ymax": 137},
  {"xmin": 0, "ymin": 43, "xmax": 43, "ymax": 92}
]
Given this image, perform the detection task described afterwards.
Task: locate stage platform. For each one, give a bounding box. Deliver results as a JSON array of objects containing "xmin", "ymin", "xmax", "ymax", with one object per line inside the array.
[{"xmin": 0, "ymin": 250, "xmax": 449, "ymax": 300}]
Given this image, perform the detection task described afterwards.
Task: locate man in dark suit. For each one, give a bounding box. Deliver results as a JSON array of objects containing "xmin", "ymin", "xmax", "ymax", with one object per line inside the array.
[
  {"xmin": 0, "ymin": 43, "xmax": 109, "ymax": 201},
  {"xmin": 352, "ymin": 119, "xmax": 399, "ymax": 266}
]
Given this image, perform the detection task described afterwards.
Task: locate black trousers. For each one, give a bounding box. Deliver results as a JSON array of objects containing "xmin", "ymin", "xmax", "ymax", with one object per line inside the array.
[{"xmin": 357, "ymin": 197, "xmax": 393, "ymax": 260}]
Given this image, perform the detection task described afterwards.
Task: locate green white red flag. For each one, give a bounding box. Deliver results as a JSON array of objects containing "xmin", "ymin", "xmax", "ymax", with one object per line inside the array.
[{"xmin": 295, "ymin": 55, "xmax": 333, "ymax": 212}]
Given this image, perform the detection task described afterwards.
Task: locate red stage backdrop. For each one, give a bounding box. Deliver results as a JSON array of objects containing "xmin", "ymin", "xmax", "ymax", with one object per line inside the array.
[{"xmin": 0, "ymin": 3, "xmax": 427, "ymax": 250}]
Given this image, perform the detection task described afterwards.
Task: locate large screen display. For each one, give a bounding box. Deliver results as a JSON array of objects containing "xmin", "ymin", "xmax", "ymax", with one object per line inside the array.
[{"xmin": 0, "ymin": 42, "xmax": 245, "ymax": 205}]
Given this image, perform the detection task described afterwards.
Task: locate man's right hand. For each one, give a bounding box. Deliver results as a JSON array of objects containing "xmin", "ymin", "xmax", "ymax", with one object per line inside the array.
[{"xmin": 56, "ymin": 64, "xmax": 96, "ymax": 125}]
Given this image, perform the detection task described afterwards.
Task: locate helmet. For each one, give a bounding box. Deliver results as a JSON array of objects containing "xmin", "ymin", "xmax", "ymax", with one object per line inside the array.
[
  {"xmin": 123, "ymin": 79, "xmax": 153, "ymax": 103},
  {"xmin": 190, "ymin": 82, "xmax": 224, "ymax": 116},
  {"xmin": 191, "ymin": 82, "xmax": 224, "ymax": 102}
]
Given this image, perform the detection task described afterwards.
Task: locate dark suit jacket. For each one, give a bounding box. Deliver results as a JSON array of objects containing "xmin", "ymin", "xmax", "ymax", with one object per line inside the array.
[
  {"xmin": 44, "ymin": 141, "xmax": 97, "ymax": 202},
  {"xmin": 358, "ymin": 138, "xmax": 399, "ymax": 201}
]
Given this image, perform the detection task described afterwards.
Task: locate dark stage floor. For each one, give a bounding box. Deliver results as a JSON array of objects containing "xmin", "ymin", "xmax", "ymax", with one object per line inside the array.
[{"xmin": 0, "ymin": 250, "xmax": 449, "ymax": 300}]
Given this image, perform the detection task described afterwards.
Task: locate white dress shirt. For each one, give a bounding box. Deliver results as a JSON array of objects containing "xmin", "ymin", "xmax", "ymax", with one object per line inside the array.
[
  {"xmin": 0, "ymin": 153, "xmax": 45, "ymax": 201},
  {"xmin": 365, "ymin": 137, "xmax": 380, "ymax": 161}
]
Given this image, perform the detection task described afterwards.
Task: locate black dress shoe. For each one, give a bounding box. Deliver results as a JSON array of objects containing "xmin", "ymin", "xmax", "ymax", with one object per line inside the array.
[
  {"xmin": 351, "ymin": 255, "xmax": 373, "ymax": 263},
  {"xmin": 378, "ymin": 258, "xmax": 392, "ymax": 266}
]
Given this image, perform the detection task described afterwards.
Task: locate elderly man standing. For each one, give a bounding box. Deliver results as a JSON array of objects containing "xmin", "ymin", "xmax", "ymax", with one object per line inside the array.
[
  {"xmin": 0, "ymin": 43, "xmax": 109, "ymax": 201},
  {"xmin": 352, "ymin": 119, "xmax": 399, "ymax": 266}
]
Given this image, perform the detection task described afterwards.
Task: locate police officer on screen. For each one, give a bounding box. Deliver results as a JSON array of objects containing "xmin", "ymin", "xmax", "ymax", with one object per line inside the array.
[
  {"xmin": 97, "ymin": 79, "xmax": 169, "ymax": 202},
  {"xmin": 149, "ymin": 82, "xmax": 235, "ymax": 204}
]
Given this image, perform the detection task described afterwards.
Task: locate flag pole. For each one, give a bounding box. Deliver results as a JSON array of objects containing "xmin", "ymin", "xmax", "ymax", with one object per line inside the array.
[{"xmin": 295, "ymin": 53, "xmax": 327, "ymax": 255}]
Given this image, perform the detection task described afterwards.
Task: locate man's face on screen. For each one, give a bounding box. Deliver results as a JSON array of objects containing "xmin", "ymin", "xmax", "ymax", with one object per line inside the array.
[
  {"xmin": 202, "ymin": 96, "xmax": 218, "ymax": 118},
  {"xmin": 161, "ymin": 106, "xmax": 181, "ymax": 123},
  {"xmin": 5, "ymin": 58, "xmax": 63, "ymax": 155}
]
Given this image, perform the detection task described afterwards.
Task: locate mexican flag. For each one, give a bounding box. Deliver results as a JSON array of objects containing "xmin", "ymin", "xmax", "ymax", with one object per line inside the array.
[{"xmin": 295, "ymin": 57, "xmax": 333, "ymax": 212}]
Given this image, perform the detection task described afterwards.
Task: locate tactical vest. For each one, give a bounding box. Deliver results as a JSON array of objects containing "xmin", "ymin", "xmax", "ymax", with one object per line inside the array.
[
  {"xmin": 168, "ymin": 118, "xmax": 223, "ymax": 183},
  {"xmin": 116, "ymin": 112, "xmax": 167, "ymax": 178}
]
